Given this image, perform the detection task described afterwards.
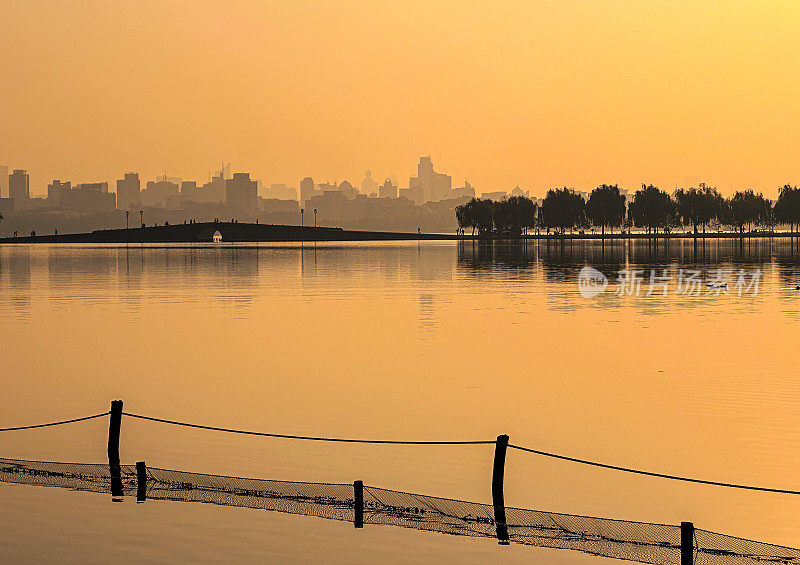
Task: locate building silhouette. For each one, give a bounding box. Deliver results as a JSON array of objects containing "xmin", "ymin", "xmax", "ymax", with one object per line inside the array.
[
  {"xmin": 338, "ymin": 180, "xmax": 358, "ymax": 199},
  {"xmin": 361, "ymin": 170, "xmax": 378, "ymax": 195},
  {"xmin": 510, "ymin": 185, "xmax": 529, "ymax": 197},
  {"xmin": 194, "ymin": 173, "xmax": 226, "ymax": 204},
  {"xmin": 262, "ymin": 183, "xmax": 297, "ymax": 200},
  {"xmin": 452, "ymin": 180, "xmax": 476, "ymax": 199},
  {"xmin": 408, "ymin": 156, "xmax": 451, "ymax": 204},
  {"xmin": 74, "ymin": 182, "xmax": 116, "ymax": 212},
  {"xmin": 226, "ymin": 172, "xmax": 258, "ymax": 211},
  {"xmin": 143, "ymin": 178, "xmax": 179, "ymax": 208},
  {"xmin": 47, "ymin": 180, "xmax": 72, "ymax": 208},
  {"xmin": 9, "ymin": 169, "xmax": 30, "ymax": 205},
  {"xmin": 300, "ymin": 177, "xmax": 315, "ymax": 205},
  {"xmin": 482, "ymin": 190, "xmax": 508, "ymax": 200},
  {"xmin": 46, "ymin": 180, "xmax": 115, "ymax": 212},
  {"xmin": 180, "ymin": 181, "xmax": 197, "ymax": 199},
  {"xmin": 379, "ymin": 178, "xmax": 398, "ymax": 199},
  {"xmin": 0, "ymin": 197, "xmax": 12, "ymax": 217},
  {"xmin": 0, "ymin": 157, "xmax": 472, "ymax": 234},
  {"xmin": 116, "ymin": 173, "xmax": 140, "ymax": 210}
]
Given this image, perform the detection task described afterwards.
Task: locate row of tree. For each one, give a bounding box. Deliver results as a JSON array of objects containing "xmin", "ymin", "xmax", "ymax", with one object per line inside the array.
[{"xmin": 455, "ymin": 184, "xmax": 800, "ymax": 236}]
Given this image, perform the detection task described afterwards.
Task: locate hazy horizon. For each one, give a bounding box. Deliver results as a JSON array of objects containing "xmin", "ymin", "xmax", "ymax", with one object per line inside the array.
[{"xmin": 3, "ymin": 1, "xmax": 800, "ymax": 199}]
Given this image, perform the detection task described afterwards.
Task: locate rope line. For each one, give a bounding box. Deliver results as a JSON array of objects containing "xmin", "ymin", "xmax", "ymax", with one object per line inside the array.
[
  {"xmin": 508, "ymin": 444, "xmax": 800, "ymax": 495},
  {"xmin": 0, "ymin": 412, "xmax": 110, "ymax": 432},
  {"xmin": 3, "ymin": 408, "xmax": 797, "ymax": 495},
  {"xmin": 122, "ymin": 412, "xmax": 495, "ymax": 445}
]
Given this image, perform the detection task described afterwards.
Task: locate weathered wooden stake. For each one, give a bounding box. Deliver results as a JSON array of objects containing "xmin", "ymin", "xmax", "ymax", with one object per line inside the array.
[
  {"xmin": 136, "ymin": 461, "xmax": 147, "ymax": 502},
  {"xmin": 353, "ymin": 480, "xmax": 364, "ymax": 529},
  {"xmin": 492, "ymin": 434, "xmax": 510, "ymax": 545},
  {"xmin": 681, "ymin": 521, "xmax": 695, "ymax": 565},
  {"xmin": 108, "ymin": 400, "xmax": 123, "ymax": 498}
]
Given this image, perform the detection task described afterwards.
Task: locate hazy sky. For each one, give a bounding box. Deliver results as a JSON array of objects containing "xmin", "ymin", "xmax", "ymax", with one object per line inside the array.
[{"xmin": 2, "ymin": 0, "xmax": 800, "ymax": 197}]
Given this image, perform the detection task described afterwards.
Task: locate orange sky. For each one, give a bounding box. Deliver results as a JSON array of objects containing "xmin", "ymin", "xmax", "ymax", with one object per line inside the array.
[{"xmin": 2, "ymin": 0, "xmax": 800, "ymax": 198}]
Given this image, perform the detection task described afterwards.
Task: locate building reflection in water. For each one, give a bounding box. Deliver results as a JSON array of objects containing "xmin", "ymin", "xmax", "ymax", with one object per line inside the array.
[{"xmin": 2, "ymin": 237, "xmax": 799, "ymax": 322}]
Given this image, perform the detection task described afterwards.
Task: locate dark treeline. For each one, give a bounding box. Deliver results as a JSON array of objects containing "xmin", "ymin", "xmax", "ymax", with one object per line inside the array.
[{"xmin": 455, "ymin": 183, "xmax": 800, "ymax": 237}]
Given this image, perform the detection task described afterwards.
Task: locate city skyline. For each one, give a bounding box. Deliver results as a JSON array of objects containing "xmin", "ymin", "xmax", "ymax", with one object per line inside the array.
[
  {"xmin": 0, "ymin": 156, "xmax": 480, "ymax": 206},
  {"xmin": 1, "ymin": 155, "xmax": 793, "ymax": 205}
]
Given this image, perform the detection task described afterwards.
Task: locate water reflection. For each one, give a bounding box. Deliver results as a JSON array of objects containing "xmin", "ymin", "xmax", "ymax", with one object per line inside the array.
[
  {"xmin": 2, "ymin": 239, "xmax": 800, "ymax": 324},
  {"xmin": 3, "ymin": 248, "xmax": 31, "ymax": 318},
  {"xmin": 3, "ymin": 240, "xmax": 800, "ymax": 547},
  {"xmin": 456, "ymin": 237, "xmax": 799, "ymax": 277}
]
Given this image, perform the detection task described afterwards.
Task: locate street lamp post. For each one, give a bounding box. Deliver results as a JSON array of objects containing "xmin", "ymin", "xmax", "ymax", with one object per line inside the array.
[
  {"xmin": 139, "ymin": 210, "xmax": 143, "ymax": 227},
  {"xmin": 300, "ymin": 208, "xmax": 304, "ymax": 227},
  {"xmin": 125, "ymin": 210, "xmax": 129, "ymax": 229},
  {"xmin": 314, "ymin": 209, "xmax": 317, "ymax": 227}
]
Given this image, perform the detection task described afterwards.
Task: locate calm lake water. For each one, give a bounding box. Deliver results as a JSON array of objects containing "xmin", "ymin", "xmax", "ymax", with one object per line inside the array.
[{"xmin": 1, "ymin": 239, "xmax": 800, "ymax": 564}]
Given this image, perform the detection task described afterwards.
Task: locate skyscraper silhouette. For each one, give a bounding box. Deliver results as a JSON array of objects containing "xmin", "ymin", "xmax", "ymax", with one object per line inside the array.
[
  {"xmin": 116, "ymin": 172, "xmax": 141, "ymax": 210},
  {"xmin": 9, "ymin": 169, "xmax": 30, "ymax": 205}
]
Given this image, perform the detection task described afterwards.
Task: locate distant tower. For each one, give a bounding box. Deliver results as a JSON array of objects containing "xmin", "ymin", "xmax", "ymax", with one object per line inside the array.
[
  {"xmin": 408, "ymin": 156, "xmax": 451, "ymax": 204},
  {"xmin": 226, "ymin": 172, "xmax": 258, "ymax": 211},
  {"xmin": 9, "ymin": 169, "xmax": 29, "ymax": 203},
  {"xmin": 116, "ymin": 172, "xmax": 141, "ymax": 210},
  {"xmin": 360, "ymin": 170, "xmax": 378, "ymax": 195}
]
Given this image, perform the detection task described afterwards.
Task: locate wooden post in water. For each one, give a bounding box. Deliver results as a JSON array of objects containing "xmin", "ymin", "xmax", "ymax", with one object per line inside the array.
[
  {"xmin": 136, "ymin": 461, "xmax": 147, "ymax": 502},
  {"xmin": 492, "ymin": 434, "xmax": 510, "ymax": 545},
  {"xmin": 681, "ymin": 521, "xmax": 695, "ymax": 565},
  {"xmin": 353, "ymin": 480, "xmax": 364, "ymax": 529},
  {"xmin": 108, "ymin": 400, "xmax": 123, "ymax": 498}
]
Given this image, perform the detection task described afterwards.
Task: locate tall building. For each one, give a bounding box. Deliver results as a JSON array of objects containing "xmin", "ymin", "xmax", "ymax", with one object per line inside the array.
[
  {"xmin": 226, "ymin": 172, "xmax": 258, "ymax": 211},
  {"xmin": 116, "ymin": 173, "xmax": 141, "ymax": 210},
  {"xmin": 47, "ymin": 179, "xmax": 72, "ymax": 207},
  {"xmin": 9, "ymin": 169, "xmax": 30, "ymax": 203},
  {"xmin": 300, "ymin": 177, "xmax": 315, "ymax": 205},
  {"xmin": 409, "ymin": 157, "xmax": 451, "ymax": 204}
]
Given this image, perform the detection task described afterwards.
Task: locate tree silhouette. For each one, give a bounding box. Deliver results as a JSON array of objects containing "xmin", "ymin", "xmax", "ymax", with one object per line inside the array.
[
  {"xmin": 457, "ymin": 195, "xmax": 538, "ymax": 237},
  {"xmin": 628, "ymin": 184, "xmax": 674, "ymax": 234},
  {"xmin": 541, "ymin": 188, "xmax": 585, "ymax": 235},
  {"xmin": 455, "ymin": 198, "xmax": 494, "ymax": 236},
  {"xmin": 674, "ymin": 185, "xmax": 723, "ymax": 234},
  {"xmin": 725, "ymin": 190, "xmax": 772, "ymax": 233},
  {"xmin": 774, "ymin": 185, "xmax": 800, "ymax": 233},
  {"xmin": 455, "ymin": 204, "xmax": 468, "ymax": 235},
  {"xmin": 585, "ymin": 184, "xmax": 626, "ymax": 235},
  {"xmin": 492, "ymin": 196, "xmax": 537, "ymax": 236}
]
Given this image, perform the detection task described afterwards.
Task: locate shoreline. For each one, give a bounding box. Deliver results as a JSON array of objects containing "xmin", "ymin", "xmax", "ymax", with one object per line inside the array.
[{"xmin": 0, "ymin": 221, "xmax": 797, "ymax": 243}]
